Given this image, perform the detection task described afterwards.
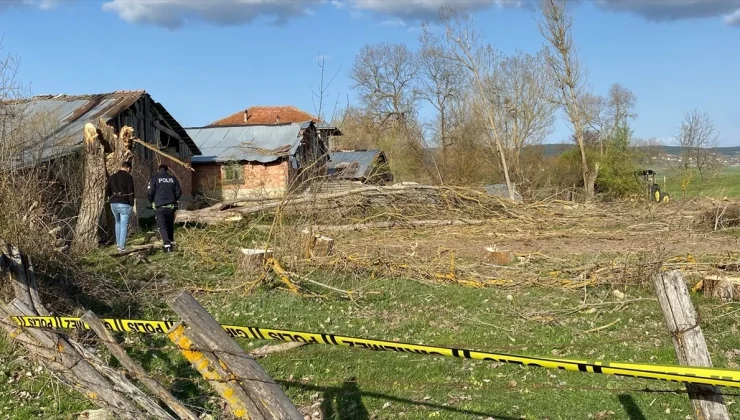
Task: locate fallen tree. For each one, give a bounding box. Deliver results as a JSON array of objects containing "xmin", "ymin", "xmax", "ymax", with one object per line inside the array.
[{"xmin": 176, "ymin": 184, "xmax": 516, "ymax": 225}]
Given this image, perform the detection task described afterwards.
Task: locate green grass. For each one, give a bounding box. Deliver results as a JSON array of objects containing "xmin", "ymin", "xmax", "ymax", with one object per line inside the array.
[
  {"xmin": 658, "ymin": 166, "xmax": 740, "ymax": 199},
  {"xmin": 4, "ymin": 224, "xmax": 740, "ymax": 419}
]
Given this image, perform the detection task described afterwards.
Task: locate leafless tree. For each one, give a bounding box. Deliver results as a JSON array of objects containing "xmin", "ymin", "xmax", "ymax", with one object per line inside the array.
[
  {"xmin": 674, "ymin": 109, "xmax": 721, "ymax": 182},
  {"xmin": 431, "ymin": 7, "xmax": 516, "ymax": 200},
  {"xmin": 416, "ymin": 24, "xmax": 466, "ymax": 182},
  {"xmin": 485, "ymin": 49, "xmax": 557, "ymax": 190},
  {"xmin": 582, "ymin": 83, "xmax": 637, "ymax": 155},
  {"xmin": 538, "ymin": 0, "xmax": 598, "ymax": 197},
  {"xmin": 0, "ymin": 42, "xmax": 82, "ymax": 256},
  {"xmin": 349, "ymin": 43, "xmax": 419, "ymax": 127}
]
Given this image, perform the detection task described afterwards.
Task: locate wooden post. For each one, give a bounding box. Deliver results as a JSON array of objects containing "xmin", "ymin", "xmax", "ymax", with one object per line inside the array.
[
  {"xmin": 7, "ymin": 299, "xmax": 147, "ymax": 420},
  {"xmin": 167, "ymin": 291, "xmax": 303, "ymax": 420},
  {"xmin": 81, "ymin": 311, "xmax": 199, "ymax": 420},
  {"xmin": 652, "ymin": 270, "xmax": 730, "ymax": 420}
]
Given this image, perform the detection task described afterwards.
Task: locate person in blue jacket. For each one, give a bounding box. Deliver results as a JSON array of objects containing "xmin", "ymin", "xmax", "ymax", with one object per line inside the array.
[{"xmin": 147, "ymin": 164, "xmax": 181, "ymax": 253}]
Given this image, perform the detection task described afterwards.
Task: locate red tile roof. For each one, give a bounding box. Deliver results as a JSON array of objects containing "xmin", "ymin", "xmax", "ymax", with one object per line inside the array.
[{"xmin": 208, "ymin": 106, "xmax": 321, "ymax": 127}]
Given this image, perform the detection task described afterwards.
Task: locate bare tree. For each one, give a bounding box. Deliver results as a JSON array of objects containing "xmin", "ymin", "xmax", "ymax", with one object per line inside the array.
[
  {"xmin": 581, "ymin": 83, "xmax": 637, "ymax": 156},
  {"xmin": 486, "ymin": 49, "xmax": 557, "ymax": 190},
  {"xmin": 349, "ymin": 43, "xmax": 419, "ymax": 127},
  {"xmin": 0, "ymin": 42, "xmax": 83, "ymax": 256},
  {"xmin": 432, "ymin": 7, "xmax": 516, "ymax": 200},
  {"xmin": 417, "ymin": 24, "xmax": 466, "ymax": 182},
  {"xmin": 538, "ymin": 0, "xmax": 598, "ymax": 197},
  {"xmin": 674, "ymin": 109, "xmax": 721, "ymax": 186}
]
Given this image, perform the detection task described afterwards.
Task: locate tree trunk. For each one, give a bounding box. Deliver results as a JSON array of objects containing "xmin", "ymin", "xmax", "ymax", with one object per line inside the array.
[
  {"xmin": 100, "ymin": 121, "xmax": 137, "ymax": 239},
  {"xmin": 71, "ymin": 124, "xmax": 107, "ymax": 254}
]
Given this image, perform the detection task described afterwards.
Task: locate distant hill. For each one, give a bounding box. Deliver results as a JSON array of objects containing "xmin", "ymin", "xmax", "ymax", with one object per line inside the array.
[{"xmin": 539, "ymin": 143, "xmax": 740, "ymax": 157}]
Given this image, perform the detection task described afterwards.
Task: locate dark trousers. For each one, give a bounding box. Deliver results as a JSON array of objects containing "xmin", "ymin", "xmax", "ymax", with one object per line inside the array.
[{"xmin": 155, "ymin": 207, "xmax": 175, "ymax": 246}]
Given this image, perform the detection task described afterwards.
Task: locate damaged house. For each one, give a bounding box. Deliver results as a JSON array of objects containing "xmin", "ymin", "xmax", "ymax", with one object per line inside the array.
[
  {"xmin": 4, "ymin": 91, "xmax": 202, "ymax": 216},
  {"xmin": 327, "ymin": 150, "xmax": 393, "ymax": 185},
  {"xmin": 187, "ymin": 121, "xmax": 333, "ymax": 200}
]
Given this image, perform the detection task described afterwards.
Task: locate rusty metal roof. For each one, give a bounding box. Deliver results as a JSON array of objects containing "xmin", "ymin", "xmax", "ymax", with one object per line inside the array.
[
  {"xmin": 3, "ymin": 91, "xmax": 199, "ymax": 166},
  {"xmin": 187, "ymin": 122, "xmax": 313, "ymax": 164},
  {"xmin": 328, "ymin": 150, "xmax": 387, "ymax": 180}
]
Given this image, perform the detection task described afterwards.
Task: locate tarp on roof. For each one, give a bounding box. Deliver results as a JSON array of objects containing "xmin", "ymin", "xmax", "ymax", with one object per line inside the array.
[
  {"xmin": 328, "ymin": 150, "xmax": 385, "ymax": 180},
  {"xmin": 187, "ymin": 123, "xmax": 308, "ymax": 164}
]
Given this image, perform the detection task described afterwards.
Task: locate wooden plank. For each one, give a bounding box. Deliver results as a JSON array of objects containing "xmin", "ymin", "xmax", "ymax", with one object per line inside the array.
[
  {"xmin": 1, "ymin": 242, "xmax": 49, "ymax": 315},
  {"xmin": 652, "ymin": 270, "xmax": 730, "ymax": 420},
  {"xmin": 168, "ymin": 291, "xmax": 303, "ymax": 420},
  {"xmin": 8, "ymin": 299, "xmax": 146, "ymax": 420},
  {"xmin": 167, "ymin": 322, "xmax": 259, "ymax": 418},
  {"xmin": 81, "ymin": 311, "xmax": 198, "ymax": 420}
]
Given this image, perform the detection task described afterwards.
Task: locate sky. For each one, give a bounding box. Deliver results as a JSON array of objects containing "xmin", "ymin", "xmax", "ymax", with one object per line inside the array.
[{"xmin": 0, "ymin": 0, "xmax": 738, "ymax": 146}]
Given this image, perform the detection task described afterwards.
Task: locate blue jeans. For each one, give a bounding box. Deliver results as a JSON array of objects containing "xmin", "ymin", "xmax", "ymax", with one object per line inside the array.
[{"xmin": 110, "ymin": 203, "xmax": 133, "ymax": 250}]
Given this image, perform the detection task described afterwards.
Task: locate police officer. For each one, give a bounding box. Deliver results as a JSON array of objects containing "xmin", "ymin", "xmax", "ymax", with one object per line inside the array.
[{"xmin": 147, "ymin": 164, "xmax": 182, "ymax": 253}]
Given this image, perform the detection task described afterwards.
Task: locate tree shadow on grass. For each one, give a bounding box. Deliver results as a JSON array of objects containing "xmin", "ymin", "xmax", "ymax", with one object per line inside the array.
[
  {"xmin": 280, "ymin": 378, "xmax": 519, "ymax": 420},
  {"xmin": 618, "ymin": 394, "xmax": 647, "ymax": 420}
]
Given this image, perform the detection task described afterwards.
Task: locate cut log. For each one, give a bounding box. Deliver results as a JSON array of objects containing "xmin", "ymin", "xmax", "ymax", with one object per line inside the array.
[
  {"xmin": 483, "ymin": 247, "xmax": 515, "ymax": 266},
  {"xmin": 168, "ymin": 292, "xmax": 304, "ymax": 419},
  {"xmin": 81, "ymin": 311, "xmax": 198, "ymax": 420},
  {"xmin": 71, "ymin": 123, "xmax": 107, "ymax": 254}
]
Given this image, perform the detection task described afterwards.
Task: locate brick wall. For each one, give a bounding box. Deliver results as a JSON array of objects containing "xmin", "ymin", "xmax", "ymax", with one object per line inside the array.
[{"xmin": 192, "ymin": 160, "xmax": 290, "ymax": 200}]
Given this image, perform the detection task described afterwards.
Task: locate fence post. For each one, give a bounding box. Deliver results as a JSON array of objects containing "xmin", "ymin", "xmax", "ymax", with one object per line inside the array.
[
  {"xmin": 167, "ymin": 291, "xmax": 303, "ymax": 420},
  {"xmin": 81, "ymin": 311, "xmax": 199, "ymax": 420},
  {"xmin": 652, "ymin": 270, "xmax": 730, "ymax": 420}
]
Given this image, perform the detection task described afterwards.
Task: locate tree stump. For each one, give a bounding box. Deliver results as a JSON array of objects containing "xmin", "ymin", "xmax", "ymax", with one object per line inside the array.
[
  {"xmin": 299, "ymin": 229, "xmax": 334, "ymax": 258},
  {"xmin": 702, "ymin": 276, "xmax": 740, "ymax": 302},
  {"xmin": 483, "ymin": 247, "xmax": 515, "ymax": 266},
  {"xmin": 237, "ymin": 248, "xmax": 273, "ymax": 277}
]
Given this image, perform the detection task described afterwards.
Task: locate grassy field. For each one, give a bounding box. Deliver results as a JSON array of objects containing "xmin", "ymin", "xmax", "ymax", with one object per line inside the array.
[
  {"xmin": 3, "ymin": 197, "xmax": 740, "ymax": 419},
  {"xmin": 654, "ymin": 165, "xmax": 740, "ymax": 199}
]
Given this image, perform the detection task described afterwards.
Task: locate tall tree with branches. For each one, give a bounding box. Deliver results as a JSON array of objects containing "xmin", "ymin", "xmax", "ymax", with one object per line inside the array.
[
  {"xmin": 486, "ymin": 50, "xmax": 557, "ymax": 190},
  {"xmin": 432, "ymin": 7, "xmax": 516, "ymax": 199},
  {"xmin": 538, "ymin": 0, "xmax": 598, "ymax": 197},
  {"xmin": 417, "ymin": 23, "xmax": 466, "ymax": 182}
]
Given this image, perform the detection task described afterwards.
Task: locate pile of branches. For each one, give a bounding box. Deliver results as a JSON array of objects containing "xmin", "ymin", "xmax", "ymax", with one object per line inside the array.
[
  {"xmin": 695, "ymin": 201, "xmax": 740, "ymax": 231},
  {"xmin": 177, "ymin": 184, "xmax": 521, "ymax": 227}
]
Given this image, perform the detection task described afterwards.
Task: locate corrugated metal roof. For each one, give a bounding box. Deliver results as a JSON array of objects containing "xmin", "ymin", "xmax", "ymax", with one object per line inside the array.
[
  {"xmin": 328, "ymin": 150, "xmax": 385, "ymax": 180},
  {"xmin": 2, "ymin": 91, "xmax": 200, "ymax": 166},
  {"xmin": 187, "ymin": 123, "xmax": 309, "ymax": 164}
]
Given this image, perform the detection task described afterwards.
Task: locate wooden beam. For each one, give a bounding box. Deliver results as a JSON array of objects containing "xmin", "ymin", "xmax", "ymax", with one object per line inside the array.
[
  {"xmin": 81, "ymin": 311, "xmax": 198, "ymax": 420},
  {"xmin": 132, "ymin": 138, "xmax": 194, "ymax": 171},
  {"xmin": 168, "ymin": 291, "xmax": 303, "ymax": 420},
  {"xmin": 154, "ymin": 119, "xmax": 182, "ymax": 140},
  {"xmin": 8, "ymin": 299, "xmax": 147, "ymax": 420},
  {"xmin": 652, "ymin": 270, "xmax": 730, "ymax": 420}
]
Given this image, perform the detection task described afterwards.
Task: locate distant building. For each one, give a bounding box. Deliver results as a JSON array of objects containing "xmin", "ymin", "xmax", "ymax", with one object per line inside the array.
[
  {"xmin": 208, "ymin": 106, "xmax": 321, "ymax": 126},
  {"xmin": 327, "ymin": 150, "xmax": 392, "ymax": 184},
  {"xmin": 187, "ymin": 121, "xmax": 331, "ymax": 200}
]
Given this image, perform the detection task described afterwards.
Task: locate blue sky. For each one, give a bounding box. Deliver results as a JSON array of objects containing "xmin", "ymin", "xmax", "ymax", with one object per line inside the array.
[{"xmin": 0, "ymin": 0, "xmax": 738, "ymax": 145}]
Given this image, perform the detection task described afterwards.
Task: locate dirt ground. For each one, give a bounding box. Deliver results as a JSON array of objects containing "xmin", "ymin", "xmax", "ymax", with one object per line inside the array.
[{"xmin": 308, "ymin": 200, "xmax": 740, "ymax": 289}]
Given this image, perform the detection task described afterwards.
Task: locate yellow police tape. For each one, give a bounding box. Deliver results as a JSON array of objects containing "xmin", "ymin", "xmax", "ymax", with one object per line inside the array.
[{"xmin": 11, "ymin": 315, "xmax": 740, "ymax": 389}]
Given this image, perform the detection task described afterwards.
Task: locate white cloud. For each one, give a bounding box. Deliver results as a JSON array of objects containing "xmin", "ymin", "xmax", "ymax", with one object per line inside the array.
[
  {"xmin": 726, "ymin": 9, "xmax": 740, "ymax": 26},
  {"xmin": 381, "ymin": 17, "xmax": 407, "ymax": 27},
  {"xmin": 348, "ymin": 0, "xmax": 527, "ymax": 20},
  {"xmin": 101, "ymin": 0, "xmax": 323, "ymax": 29},
  {"xmin": 595, "ymin": 0, "xmax": 740, "ymax": 26},
  {"xmin": 345, "ymin": 0, "xmax": 740, "ymax": 27},
  {"xmin": 0, "ymin": 0, "xmax": 68, "ymax": 11}
]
